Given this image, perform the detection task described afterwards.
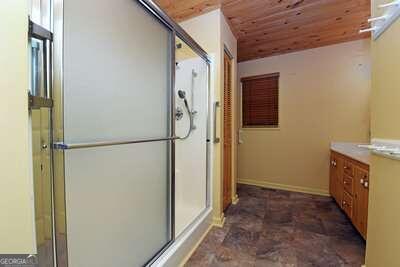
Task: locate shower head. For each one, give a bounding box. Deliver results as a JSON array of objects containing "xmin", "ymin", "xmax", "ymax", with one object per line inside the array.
[
  {"xmin": 178, "ymin": 90, "xmax": 186, "ymax": 99},
  {"xmin": 176, "ymin": 89, "xmax": 194, "ymax": 140}
]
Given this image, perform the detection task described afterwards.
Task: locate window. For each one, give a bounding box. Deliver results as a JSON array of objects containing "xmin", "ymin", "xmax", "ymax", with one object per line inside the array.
[{"xmin": 241, "ymin": 73, "xmax": 279, "ymax": 127}]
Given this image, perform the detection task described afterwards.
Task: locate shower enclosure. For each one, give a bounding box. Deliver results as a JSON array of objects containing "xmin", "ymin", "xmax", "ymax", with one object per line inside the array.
[
  {"xmin": 174, "ymin": 37, "xmax": 209, "ymax": 236},
  {"xmin": 28, "ymin": 0, "xmax": 211, "ymax": 266}
]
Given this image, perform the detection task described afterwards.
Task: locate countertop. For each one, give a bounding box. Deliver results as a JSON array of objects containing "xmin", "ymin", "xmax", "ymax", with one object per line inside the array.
[{"xmin": 330, "ymin": 142, "xmax": 370, "ymax": 165}]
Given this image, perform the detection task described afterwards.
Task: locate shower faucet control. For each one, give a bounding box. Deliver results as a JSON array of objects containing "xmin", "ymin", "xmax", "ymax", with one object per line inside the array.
[{"xmin": 175, "ymin": 107, "xmax": 184, "ymax": 121}]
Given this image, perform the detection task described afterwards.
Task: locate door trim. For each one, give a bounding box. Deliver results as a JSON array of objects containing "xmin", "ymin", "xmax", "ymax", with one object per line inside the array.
[{"xmin": 222, "ymin": 50, "xmax": 233, "ymax": 211}]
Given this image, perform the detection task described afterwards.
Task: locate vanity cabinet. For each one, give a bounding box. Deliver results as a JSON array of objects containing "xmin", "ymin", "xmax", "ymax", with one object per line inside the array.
[{"xmin": 330, "ymin": 150, "xmax": 369, "ymax": 239}]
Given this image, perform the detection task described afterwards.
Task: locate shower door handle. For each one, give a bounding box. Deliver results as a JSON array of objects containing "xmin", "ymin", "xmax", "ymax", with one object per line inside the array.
[
  {"xmin": 53, "ymin": 136, "xmax": 180, "ymax": 150},
  {"xmin": 213, "ymin": 101, "xmax": 220, "ymax": 143}
]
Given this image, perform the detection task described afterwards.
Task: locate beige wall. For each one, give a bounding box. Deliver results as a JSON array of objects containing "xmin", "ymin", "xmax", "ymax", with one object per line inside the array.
[
  {"xmin": 237, "ymin": 40, "xmax": 371, "ymax": 194},
  {"xmin": 180, "ymin": 9, "xmax": 238, "ymax": 223},
  {"xmin": 367, "ymin": 155, "xmax": 400, "ymax": 267},
  {"xmin": 366, "ymin": 1, "xmax": 400, "ymax": 265},
  {"xmin": 0, "ymin": 1, "xmax": 36, "ymax": 253},
  {"xmin": 370, "ymin": 8, "xmax": 400, "ymax": 139}
]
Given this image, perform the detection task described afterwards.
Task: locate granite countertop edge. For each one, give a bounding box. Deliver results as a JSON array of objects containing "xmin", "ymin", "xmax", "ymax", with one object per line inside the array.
[{"xmin": 330, "ymin": 142, "xmax": 370, "ymax": 165}]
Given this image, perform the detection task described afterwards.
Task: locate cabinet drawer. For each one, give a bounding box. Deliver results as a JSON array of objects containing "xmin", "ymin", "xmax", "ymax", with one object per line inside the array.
[
  {"xmin": 344, "ymin": 160, "xmax": 355, "ymax": 177},
  {"xmin": 343, "ymin": 174, "xmax": 354, "ymax": 195},
  {"xmin": 342, "ymin": 191, "xmax": 353, "ymax": 219}
]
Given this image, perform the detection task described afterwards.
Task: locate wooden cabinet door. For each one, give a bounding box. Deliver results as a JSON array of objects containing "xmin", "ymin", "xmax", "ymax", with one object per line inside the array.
[
  {"xmin": 329, "ymin": 153, "xmax": 338, "ymax": 199},
  {"xmin": 335, "ymin": 155, "xmax": 344, "ymax": 205},
  {"xmin": 330, "ymin": 152, "xmax": 343, "ymax": 205},
  {"xmin": 354, "ymin": 167, "xmax": 369, "ymax": 239}
]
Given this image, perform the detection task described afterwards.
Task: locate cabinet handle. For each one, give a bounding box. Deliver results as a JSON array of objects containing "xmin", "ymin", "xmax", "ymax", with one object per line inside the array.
[
  {"xmin": 360, "ymin": 178, "xmax": 364, "ymax": 184},
  {"xmin": 364, "ymin": 181, "xmax": 369, "ymax": 188}
]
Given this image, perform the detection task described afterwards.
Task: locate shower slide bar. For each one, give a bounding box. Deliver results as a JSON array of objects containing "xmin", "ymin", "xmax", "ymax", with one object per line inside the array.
[{"xmin": 53, "ymin": 136, "xmax": 180, "ymax": 150}]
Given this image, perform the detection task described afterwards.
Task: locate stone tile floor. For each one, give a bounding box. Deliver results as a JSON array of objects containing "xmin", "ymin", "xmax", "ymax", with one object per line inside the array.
[{"xmin": 185, "ymin": 184, "xmax": 366, "ymax": 267}]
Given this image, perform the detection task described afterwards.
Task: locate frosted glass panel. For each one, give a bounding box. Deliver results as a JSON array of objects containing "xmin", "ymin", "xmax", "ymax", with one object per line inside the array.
[
  {"xmin": 62, "ymin": 0, "xmax": 172, "ymax": 266},
  {"xmin": 64, "ymin": 0, "xmax": 171, "ymax": 143},
  {"xmin": 175, "ymin": 38, "xmax": 208, "ymax": 236},
  {"xmin": 64, "ymin": 142, "xmax": 169, "ymax": 267}
]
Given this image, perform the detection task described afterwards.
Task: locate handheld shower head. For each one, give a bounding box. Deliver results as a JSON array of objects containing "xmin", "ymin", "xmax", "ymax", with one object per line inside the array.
[
  {"xmin": 177, "ymin": 89, "xmax": 194, "ymax": 140},
  {"xmin": 178, "ymin": 90, "xmax": 186, "ymax": 99}
]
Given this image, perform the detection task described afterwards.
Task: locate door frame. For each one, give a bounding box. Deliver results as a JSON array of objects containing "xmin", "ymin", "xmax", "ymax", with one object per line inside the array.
[{"xmin": 28, "ymin": 1, "xmax": 57, "ymax": 266}]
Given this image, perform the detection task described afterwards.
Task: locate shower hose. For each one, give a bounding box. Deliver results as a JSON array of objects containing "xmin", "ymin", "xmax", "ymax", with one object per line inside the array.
[{"xmin": 179, "ymin": 97, "xmax": 194, "ymax": 140}]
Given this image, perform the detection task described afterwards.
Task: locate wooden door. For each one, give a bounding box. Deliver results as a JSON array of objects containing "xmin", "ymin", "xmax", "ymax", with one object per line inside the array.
[
  {"xmin": 354, "ymin": 167, "xmax": 369, "ymax": 239},
  {"xmin": 223, "ymin": 51, "xmax": 232, "ymax": 211},
  {"xmin": 330, "ymin": 152, "xmax": 343, "ymax": 205}
]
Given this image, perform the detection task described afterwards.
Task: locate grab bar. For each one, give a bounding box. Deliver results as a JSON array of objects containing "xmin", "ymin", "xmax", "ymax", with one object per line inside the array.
[
  {"xmin": 53, "ymin": 136, "xmax": 180, "ymax": 150},
  {"xmin": 213, "ymin": 101, "xmax": 220, "ymax": 143}
]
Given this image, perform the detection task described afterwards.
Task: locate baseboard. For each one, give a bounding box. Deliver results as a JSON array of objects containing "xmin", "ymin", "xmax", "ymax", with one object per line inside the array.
[
  {"xmin": 238, "ymin": 179, "xmax": 330, "ymax": 197},
  {"xmin": 232, "ymin": 194, "xmax": 239, "ymax": 205},
  {"xmin": 212, "ymin": 212, "xmax": 226, "ymax": 228},
  {"xmin": 178, "ymin": 224, "xmax": 212, "ymax": 267}
]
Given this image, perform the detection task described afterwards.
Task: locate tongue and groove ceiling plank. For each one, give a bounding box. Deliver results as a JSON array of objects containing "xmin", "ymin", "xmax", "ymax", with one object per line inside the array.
[
  {"xmin": 155, "ymin": 0, "xmax": 222, "ymax": 22},
  {"xmin": 155, "ymin": 0, "xmax": 371, "ymax": 61}
]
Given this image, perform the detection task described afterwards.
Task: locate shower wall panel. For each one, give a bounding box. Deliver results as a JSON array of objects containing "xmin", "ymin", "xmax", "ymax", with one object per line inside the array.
[{"xmin": 175, "ymin": 56, "xmax": 208, "ymax": 236}]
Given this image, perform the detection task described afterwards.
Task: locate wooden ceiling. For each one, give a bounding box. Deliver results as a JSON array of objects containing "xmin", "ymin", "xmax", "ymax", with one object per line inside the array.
[
  {"xmin": 155, "ymin": 0, "xmax": 222, "ymax": 21},
  {"xmin": 155, "ymin": 0, "xmax": 371, "ymax": 62}
]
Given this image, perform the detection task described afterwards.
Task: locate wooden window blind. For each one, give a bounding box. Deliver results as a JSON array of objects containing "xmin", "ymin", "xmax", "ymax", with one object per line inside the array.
[{"xmin": 241, "ymin": 73, "xmax": 279, "ymax": 127}]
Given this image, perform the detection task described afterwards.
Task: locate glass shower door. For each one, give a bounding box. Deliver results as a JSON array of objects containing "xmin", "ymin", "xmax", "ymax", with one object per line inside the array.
[{"xmin": 58, "ymin": 0, "xmax": 174, "ymax": 266}]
